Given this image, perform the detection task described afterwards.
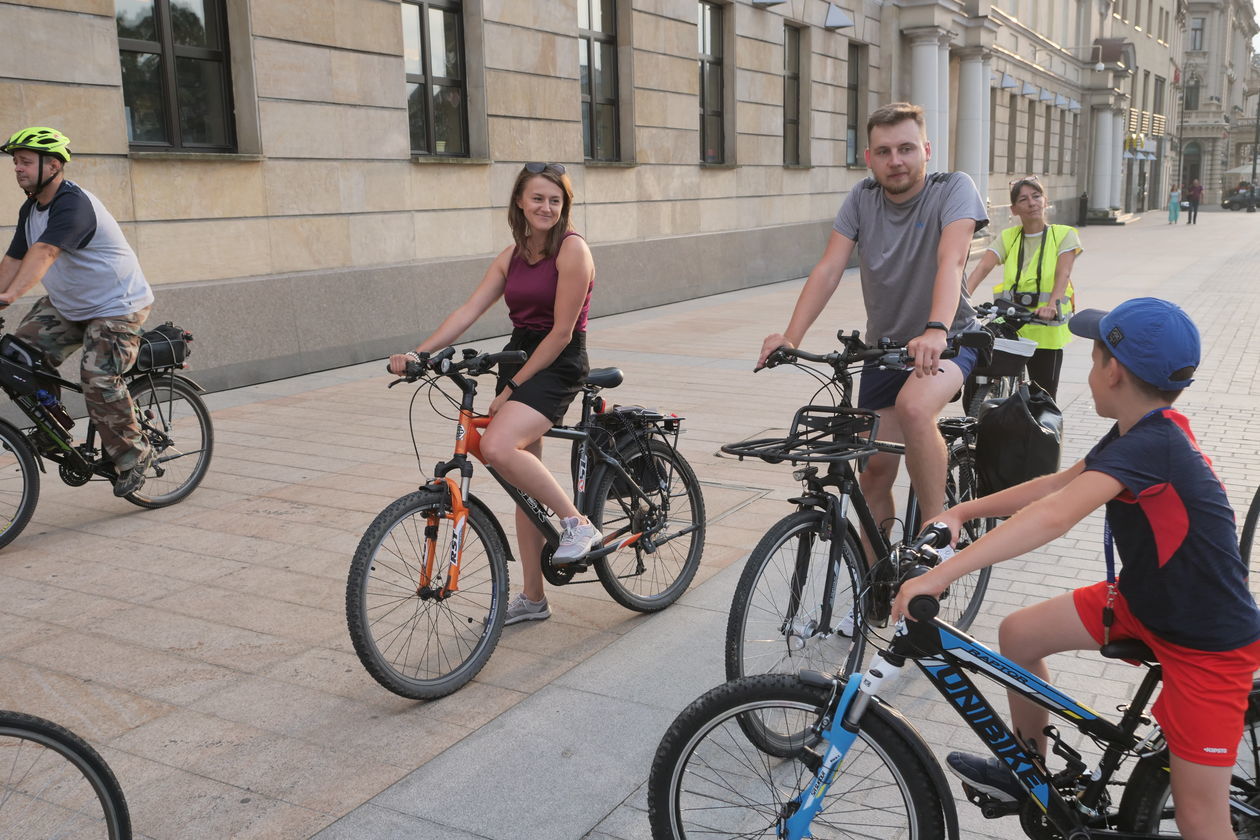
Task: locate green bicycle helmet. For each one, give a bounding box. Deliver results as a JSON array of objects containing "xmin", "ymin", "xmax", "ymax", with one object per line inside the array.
[{"xmin": 3, "ymin": 126, "xmax": 72, "ymax": 162}]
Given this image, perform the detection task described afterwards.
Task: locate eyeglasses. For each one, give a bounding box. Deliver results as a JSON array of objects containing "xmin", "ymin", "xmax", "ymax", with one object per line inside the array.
[{"xmin": 524, "ymin": 162, "xmax": 566, "ymax": 175}]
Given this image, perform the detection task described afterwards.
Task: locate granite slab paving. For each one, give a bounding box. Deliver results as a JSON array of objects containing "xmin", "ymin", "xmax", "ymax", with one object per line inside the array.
[{"xmin": 0, "ymin": 208, "xmax": 1258, "ymax": 839}]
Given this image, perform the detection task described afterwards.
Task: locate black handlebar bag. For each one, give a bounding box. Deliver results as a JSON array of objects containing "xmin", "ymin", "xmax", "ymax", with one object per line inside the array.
[{"xmin": 974, "ymin": 382, "xmax": 1063, "ymax": 495}]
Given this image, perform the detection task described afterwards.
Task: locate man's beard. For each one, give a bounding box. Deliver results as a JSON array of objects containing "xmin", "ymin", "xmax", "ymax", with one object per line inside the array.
[{"xmin": 878, "ymin": 165, "xmax": 923, "ymax": 195}]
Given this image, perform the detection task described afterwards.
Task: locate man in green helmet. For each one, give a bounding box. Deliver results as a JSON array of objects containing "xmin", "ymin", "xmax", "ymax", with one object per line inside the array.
[{"xmin": 0, "ymin": 126, "xmax": 155, "ymax": 497}]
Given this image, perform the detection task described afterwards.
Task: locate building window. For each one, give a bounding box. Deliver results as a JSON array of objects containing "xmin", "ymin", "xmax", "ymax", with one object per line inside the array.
[
  {"xmin": 116, "ymin": 0, "xmax": 235, "ymax": 150},
  {"xmin": 1186, "ymin": 79, "xmax": 1200, "ymax": 111},
  {"xmin": 1043, "ymin": 103, "xmax": 1052, "ymax": 174},
  {"xmin": 1057, "ymin": 109, "xmax": 1066, "ymax": 175},
  {"xmin": 1153, "ymin": 76, "xmax": 1166, "ymax": 115},
  {"xmin": 1026, "ymin": 99, "xmax": 1036, "ymax": 172},
  {"xmin": 846, "ymin": 43, "xmax": 863, "ymax": 166},
  {"xmin": 783, "ymin": 24, "xmax": 801, "ymax": 165},
  {"xmin": 698, "ymin": 1, "xmax": 723, "ymax": 163},
  {"xmin": 579, "ymin": 0, "xmax": 619, "ymax": 161},
  {"xmin": 1189, "ymin": 17, "xmax": 1204, "ymax": 51},
  {"xmin": 402, "ymin": 0, "xmax": 467, "ymax": 156},
  {"xmin": 1070, "ymin": 113, "xmax": 1078, "ymax": 175},
  {"xmin": 1007, "ymin": 93, "xmax": 1019, "ymax": 172}
]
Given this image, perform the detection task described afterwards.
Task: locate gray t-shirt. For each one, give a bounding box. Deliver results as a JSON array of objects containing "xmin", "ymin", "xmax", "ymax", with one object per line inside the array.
[
  {"xmin": 6, "ymin": 181, "xmax": 153, "ymax": 321},
  {"xmin": 833, "ymin": 171, "xmax": 988, "ymax": 344}
]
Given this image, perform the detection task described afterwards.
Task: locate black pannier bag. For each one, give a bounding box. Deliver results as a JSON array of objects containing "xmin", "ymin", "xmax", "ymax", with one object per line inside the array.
[
  {"xmin": 135, "ymin": 323, "xmax": 192, "ymax": 371},
  {"xmin": 974, "ymin": 382, "xmax": 1063, "ymax": 495}
]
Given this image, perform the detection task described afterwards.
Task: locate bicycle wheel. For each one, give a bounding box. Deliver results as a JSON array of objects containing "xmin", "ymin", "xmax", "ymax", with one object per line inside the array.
[
  {"xmin": 589, "ymin": 438, "xmax": 705, "ymax": 612},
  {"xmin": 725, "ymin": 510, "xmax": 865, "ymax": 682},
  {"xmin": 1120, "ymin": 681, "xmax": 1260, "ymax": 837},
  {"xmin": 648, "ymin": 673, "xmax": 945, "ymax": 840},
  {"xmin": 1241, "ymin": 485, "xmax": 1260, "ymax": 568},
  {"xmin": 0, "ymin": 710, "xmax": 131, "ymax": 839},
  {"xmin": 966, "ymin": 374, "xmax": 1016, "ymax": 419},
  {"xmin": 346, "ymin": 489, "xmax": 509, "ymax": 700},
  {"xmin": 123, "ymin": 375, "xmax": 213, "ymax": 508},
  {"xmin": 936, "ymin": 443, "xmax": 995, "ymax": 631},
  {"xmin": 0, "ymin": 420, "xmax": 39, "ymax": 550}
]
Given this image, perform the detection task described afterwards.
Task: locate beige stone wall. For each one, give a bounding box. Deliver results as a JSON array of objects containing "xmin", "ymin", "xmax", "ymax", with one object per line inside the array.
[{"xmin": 0, "ymin": 0, "xmax": 879, "ymax": 389}]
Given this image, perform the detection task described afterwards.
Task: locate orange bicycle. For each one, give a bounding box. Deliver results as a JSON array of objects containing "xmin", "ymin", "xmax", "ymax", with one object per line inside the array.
[{"xmin": 346, "ymin": 346, "xmax": 705, "ymax": 699}]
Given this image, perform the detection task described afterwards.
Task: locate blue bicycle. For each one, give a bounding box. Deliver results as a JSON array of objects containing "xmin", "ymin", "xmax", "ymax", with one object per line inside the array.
[{"xmin": 648, "ymin": 525, "xmax": 1260, "ymax": 839}]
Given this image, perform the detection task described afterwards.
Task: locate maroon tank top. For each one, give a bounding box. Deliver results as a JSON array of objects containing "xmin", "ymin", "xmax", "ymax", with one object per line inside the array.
[{"xmin": 503, "ymin": 231, "xmax": 592, "ymax": 332}]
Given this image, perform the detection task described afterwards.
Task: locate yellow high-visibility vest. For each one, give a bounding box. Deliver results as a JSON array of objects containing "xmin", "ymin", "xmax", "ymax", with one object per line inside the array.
[{"xmin": 993, "ymin": 224, "xmax": 1076, "ymax": 350}]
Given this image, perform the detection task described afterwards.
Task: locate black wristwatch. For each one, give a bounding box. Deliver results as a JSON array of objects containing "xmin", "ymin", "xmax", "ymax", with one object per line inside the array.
[
  {"xmin": 924, "ymin": 321, "xmax": 949, "ymax": 333},
  {"xmin": 506, "ymin": 378, "xmax": 521, "ymax": 390}
]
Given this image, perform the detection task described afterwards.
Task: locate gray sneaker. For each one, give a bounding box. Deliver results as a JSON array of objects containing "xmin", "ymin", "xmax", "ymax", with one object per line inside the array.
[
  {"xmin": 113, "ymin": 448, "xmax": 154, "ymax": 498},
  {"xmin": 553, "ymin": 517, "xmax": 602, "ymax": 564},
  {"xmin": 504, "ymin": 593, "xmax": 550, "ymax": 625}
]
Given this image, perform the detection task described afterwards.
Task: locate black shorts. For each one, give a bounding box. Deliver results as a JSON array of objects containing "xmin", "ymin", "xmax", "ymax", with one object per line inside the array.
[
  {"xmin": 856, "ymin": 345, "xmax": 981, "ymax": 411},
  {"xmin": 496, "ymin": 328, "xmax": 589, "ymax": 424}
]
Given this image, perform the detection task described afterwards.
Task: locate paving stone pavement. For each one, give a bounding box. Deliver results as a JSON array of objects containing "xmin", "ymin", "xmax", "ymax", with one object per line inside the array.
[{"xmin": 1, "ymin": 207, "xmax": 1258, "ymax": 839}]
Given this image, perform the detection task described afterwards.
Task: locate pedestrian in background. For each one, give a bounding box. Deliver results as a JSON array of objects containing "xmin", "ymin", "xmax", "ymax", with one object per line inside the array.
[
  {"xmin": 1185, "ymin": 179, "xmax": 1203, "ymax": 224},
  {"xmin": 1167, "ymin": 184, "xmax": 1180, "ymax": 224}
]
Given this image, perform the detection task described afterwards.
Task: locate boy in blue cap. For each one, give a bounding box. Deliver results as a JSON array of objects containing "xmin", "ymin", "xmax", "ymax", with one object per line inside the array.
[{"xmin": 893, "ymin": 297, "xmax": 1260, "ymax": 839}]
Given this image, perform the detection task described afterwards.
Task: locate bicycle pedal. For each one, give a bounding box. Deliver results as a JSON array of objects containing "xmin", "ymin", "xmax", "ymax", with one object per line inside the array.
[{"xmin": 960, "ymin": 784, "xmax": 1021, "ymax": 819}]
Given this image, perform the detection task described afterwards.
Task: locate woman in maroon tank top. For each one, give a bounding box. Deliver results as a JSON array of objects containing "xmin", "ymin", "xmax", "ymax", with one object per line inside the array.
[{"xmin": 389, "ymin": 164, "xmax": 597, "ymax": 625}]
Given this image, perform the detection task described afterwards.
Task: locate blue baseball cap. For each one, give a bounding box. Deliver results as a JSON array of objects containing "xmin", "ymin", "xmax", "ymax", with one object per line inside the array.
[{"xmin": 1068, "ymin": 297, "xmax": 1200, "ymax": 390}]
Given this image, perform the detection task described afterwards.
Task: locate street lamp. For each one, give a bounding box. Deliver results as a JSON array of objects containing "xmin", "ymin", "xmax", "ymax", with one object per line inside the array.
[{"xmin": 1249, "ymin": 88, "xmax": 1259, "ymax": 211}]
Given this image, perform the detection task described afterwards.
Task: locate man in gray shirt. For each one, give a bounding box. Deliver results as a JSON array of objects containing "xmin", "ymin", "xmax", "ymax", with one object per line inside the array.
[
  {"xmin": 1, "ymin": 126, "xmax": 155, "ymax": 497},
  {"xmin": 759, "ymin": 102, "xmax": 988, "ymax": 553}
]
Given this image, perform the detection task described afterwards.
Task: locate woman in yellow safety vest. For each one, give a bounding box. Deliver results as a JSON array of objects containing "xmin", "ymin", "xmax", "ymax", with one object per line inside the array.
[{"xmin": 965, "ymin": 175, "xmax": 1082, "ymax": 399}]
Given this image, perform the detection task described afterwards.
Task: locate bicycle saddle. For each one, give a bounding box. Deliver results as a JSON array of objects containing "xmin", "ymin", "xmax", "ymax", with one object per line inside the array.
[
  {"xmin": 586, "ymin": 368, "xmax": 623, "ymax": 389},
  {"xmin": 1100, "ymin": 639, "xmax": 1156, "ymax": 663}
]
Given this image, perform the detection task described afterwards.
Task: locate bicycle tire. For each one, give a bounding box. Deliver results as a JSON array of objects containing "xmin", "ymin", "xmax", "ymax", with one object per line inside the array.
[
  {"xmin": 1118, "ymin": 678, "xmax": 1260, "ymax": 836},
  {"xmin": 589, "ymin": 438, "xmax": 705, "ymax": 612},
  {"xmin": 647, "ymin": 673, "xmax": 946, "ymax": 840},
  {"xmin": 938, "ymin": 443, "xmax": 995, "ymax": 630},
  {"xmin": 123, "ymin": 375, "xmax": 214, "ymax": 508},
  {"xmin": 0, "ymin": 419, "xmax": 39, "ymax": 550},
  {"xmin": 966, "ymin": 374, "xmax": 1016, "ymax": 419},
  {"xmin": 346, "ymin": 489, "xmax": 509, "ymax": 699},
  {"xmin": 0, "ymin": 709, "xmax": 132, "ymax": 839},
  {"xmin": 1241, "ymin": 485, "xmax": 1260, "ymax": 568},
  {"xmin": 725, "ymin": 510, "xmax": 865, "ymax": 682}
]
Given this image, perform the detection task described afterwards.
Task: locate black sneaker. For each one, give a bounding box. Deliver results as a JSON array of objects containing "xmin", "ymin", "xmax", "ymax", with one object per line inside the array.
[
  {"xmin": 946, "ymin": 752, "xmax": 1024, "ymax": 804},
  {"xmin": 113, "ymin": 449, "xmax": 154, "ymax": 498}
]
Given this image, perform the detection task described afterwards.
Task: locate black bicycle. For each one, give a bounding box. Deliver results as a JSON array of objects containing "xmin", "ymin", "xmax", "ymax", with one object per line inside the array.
[
  {"xmin": 721, "ymin": 329, "xmax": 995, "ymax": 683},
  {"xmin": 0, "ymin": 710, "xmax": 132, "ymax": 839},
  {"xmin": 0, "ymin": 318, "xmax": 213, "ymax": 549},
  {"xmin": 964, "ymin": 299, "xmax": 1049, "ymax": 417},
  {"xmin": 649, "ymin": 524, "xmax": 1260, "ymax": 840},
  {"xmin": 346, "ymin": 346, "xmax": 706, "ymax": 699}
]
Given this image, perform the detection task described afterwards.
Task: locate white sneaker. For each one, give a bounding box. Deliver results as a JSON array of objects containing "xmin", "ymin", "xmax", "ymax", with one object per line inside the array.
[
  {"xmin": 504, "ymin": 592, "xmax": 550, "ymax": 625},
  {"xmin": 553, "ymin": 517, "xmax": 602, "ymax": 564},
  {"xmin": 835, "ymin": 610, "xmax": 857, "ymax": 637}
]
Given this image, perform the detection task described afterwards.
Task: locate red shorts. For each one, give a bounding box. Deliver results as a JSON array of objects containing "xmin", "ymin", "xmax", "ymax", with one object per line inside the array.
[{"xmin": 1074, "ymin": 581, "xmax": 1260, "ymax": 767}]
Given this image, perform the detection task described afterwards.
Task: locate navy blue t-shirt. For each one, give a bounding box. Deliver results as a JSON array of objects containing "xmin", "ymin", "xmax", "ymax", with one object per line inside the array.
[{"xmin": 1084, "ymin": 408, "xmax": 1260, "ymax": 651}]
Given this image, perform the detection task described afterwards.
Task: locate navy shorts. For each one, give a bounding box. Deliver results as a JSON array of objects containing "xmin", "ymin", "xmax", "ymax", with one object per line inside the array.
[
  {"xmin": 496, "ymin": 328, "xmax": 589, "ymax": 424},
  {"xmin": 856, "ymin": 345, "xmax": 981, "ymax": 411}
]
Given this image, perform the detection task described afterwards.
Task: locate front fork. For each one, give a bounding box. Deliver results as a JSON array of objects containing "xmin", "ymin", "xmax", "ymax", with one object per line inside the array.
[
  {"xmin": 416, "ymin": 475, "xmax": 470, "ymax": 598},
  {"xmin": 781, "ymin": 650, "xmax": 908, "ymax": 838}
]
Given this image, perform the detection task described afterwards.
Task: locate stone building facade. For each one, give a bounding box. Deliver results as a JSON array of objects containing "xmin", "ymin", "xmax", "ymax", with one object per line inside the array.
[
  {"xmin": 1178, "ymin": 0, "xmax": 1260, "ymax": 204},
  {"xmin": 0, "ymin": 0, "xmax": 1228, "ymax": 389}
]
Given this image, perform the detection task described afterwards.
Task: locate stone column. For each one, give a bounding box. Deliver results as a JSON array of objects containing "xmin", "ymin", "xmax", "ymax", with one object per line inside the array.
[
  {"xmin": 980, "ymin": 54, "xmax": 993, "ymax": 201},
  {"xmin": 956, "ymin": 48, "xmax": 989, "ymax": 196},
  {"xmin": 937, "ymin": 40, "xmax": 951, "ymax": 171},
  {"xmin": 1091, "ymin": 106, "xmax": 1113, "ymax": 210},
  {"xmin": 906, "ymin": 27, "xmax": 946, "ymax": 172},
  {"xmin": 1109, "ymin": 109, "xmax": 1125, "ymax": 209}
]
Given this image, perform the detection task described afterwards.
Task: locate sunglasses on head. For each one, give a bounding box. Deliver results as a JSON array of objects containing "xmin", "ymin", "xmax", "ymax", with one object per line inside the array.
[
  {"xmin": 524, "ymin": 162, "xmax": 566, "ymax": 175},
  {"xmin": 1009, "ymin": 175, "xmax": 1042, "ymax": 188}
]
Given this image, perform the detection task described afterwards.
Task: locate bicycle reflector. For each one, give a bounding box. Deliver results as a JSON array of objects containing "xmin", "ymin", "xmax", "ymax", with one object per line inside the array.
[{"xmin": 593, "ymin": 396, "xmax": 606, "ymax": 413}]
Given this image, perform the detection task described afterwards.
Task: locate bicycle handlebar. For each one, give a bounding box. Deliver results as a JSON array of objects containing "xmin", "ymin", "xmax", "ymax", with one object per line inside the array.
[
  {"xmin": 763, "ymin": 330, "xmax": 983, "ymax": 373},
  {"xmin": 975, "ymin": 299, "xmax": 1055, "ymax": 328},
  {"xmin": 387, "ymin": 346, "xmax": 528, "ymax": 387}
]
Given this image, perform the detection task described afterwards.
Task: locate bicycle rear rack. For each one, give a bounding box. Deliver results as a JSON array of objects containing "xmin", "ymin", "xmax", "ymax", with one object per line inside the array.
[{"xmin": 720, "ymin": 405, "xmax": 880, "ymax": 464}]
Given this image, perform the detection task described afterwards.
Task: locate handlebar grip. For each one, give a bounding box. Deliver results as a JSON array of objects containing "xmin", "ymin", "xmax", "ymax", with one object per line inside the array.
[
  {"xmin": 912, "ymin": 522, "xmax": 953, "ymax": 550},
  {"xmin": 908, "ymin": 594, "xmax": 940, "ymax": 622}
]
